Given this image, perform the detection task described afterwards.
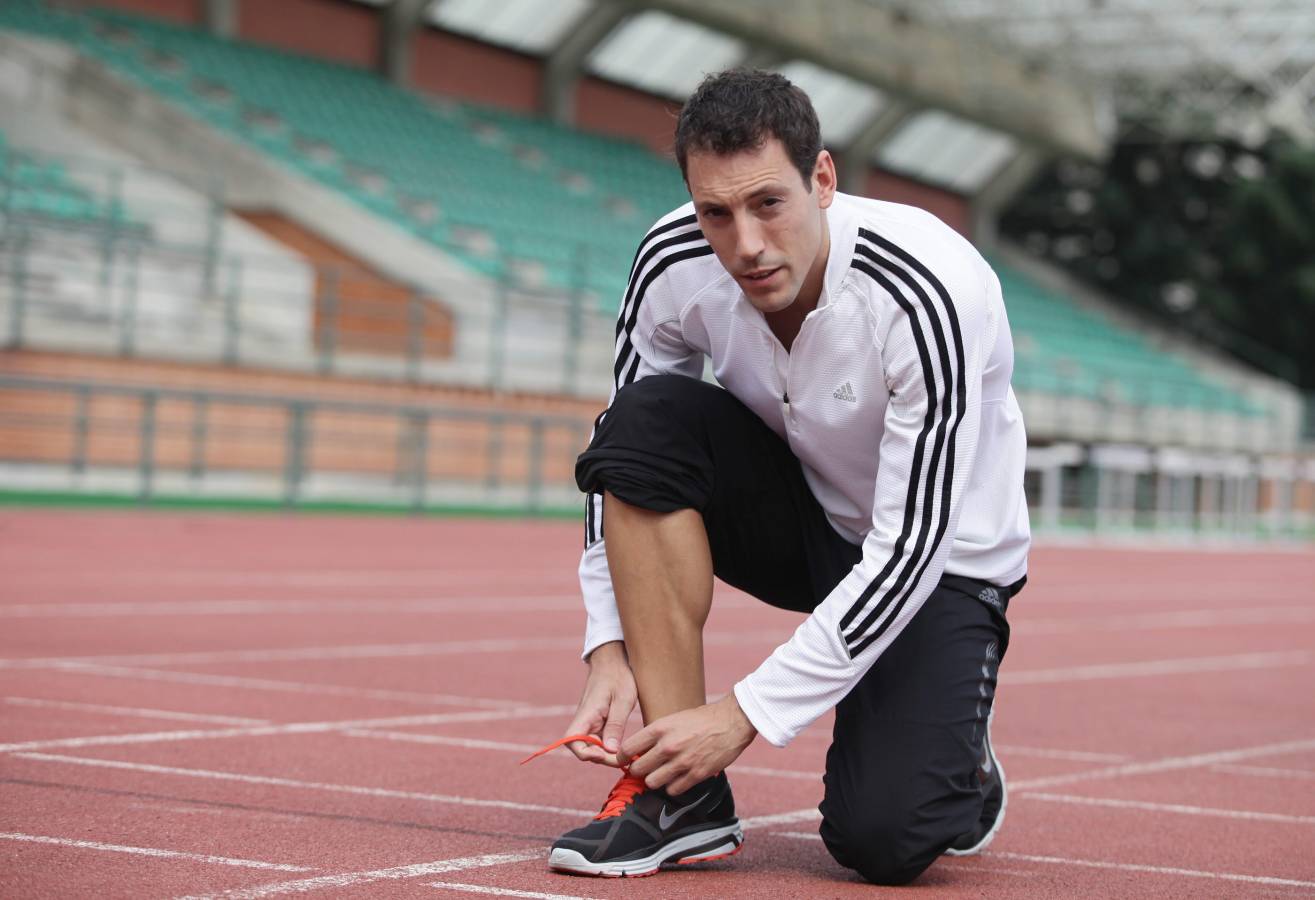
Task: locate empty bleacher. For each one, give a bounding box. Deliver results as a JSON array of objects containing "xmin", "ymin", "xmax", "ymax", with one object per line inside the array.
[
  {"xmin": 0, "ymin": 0, "xmax": 1291, "ymax": 452},
  {"xmin": 0, "ymin": 1, "xmax": 682, "ymax": 304}
]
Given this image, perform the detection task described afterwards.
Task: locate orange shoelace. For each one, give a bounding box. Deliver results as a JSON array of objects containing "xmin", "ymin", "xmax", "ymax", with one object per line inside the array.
[{"xmin": 521, "ymin": 733, "xmax": 648, "ymax": 820}]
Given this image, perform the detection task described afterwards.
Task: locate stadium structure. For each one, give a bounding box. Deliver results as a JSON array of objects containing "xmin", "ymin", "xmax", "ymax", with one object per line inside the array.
[{"xmin": 0, "ymin": 0, "xmax": 1311, "ymax": 537}]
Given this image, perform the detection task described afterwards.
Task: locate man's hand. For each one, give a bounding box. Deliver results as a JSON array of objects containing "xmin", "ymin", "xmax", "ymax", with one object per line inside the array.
[
  {"xmin": 617, "ymin": 693, "xmax": 757, "ymax": 795},
  {"xmin": 563, "ymin": 641, "xmax": 637, "ymax": 767}
]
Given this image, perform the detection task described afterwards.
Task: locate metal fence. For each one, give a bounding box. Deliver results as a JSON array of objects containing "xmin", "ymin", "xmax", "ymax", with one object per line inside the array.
[{"xmin": 0, "ymin": 374, "xmax": 592, "ymax": 512}]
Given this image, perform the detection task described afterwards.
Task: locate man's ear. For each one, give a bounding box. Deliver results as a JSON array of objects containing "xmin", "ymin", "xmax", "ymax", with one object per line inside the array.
[{"xmin": 813, "ymin": 149, "xmax": 837, "ymax": 209}]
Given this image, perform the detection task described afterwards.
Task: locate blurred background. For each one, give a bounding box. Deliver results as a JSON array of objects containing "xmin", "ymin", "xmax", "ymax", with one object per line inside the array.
[{"xmin": 0, "ymin": 0, "xmax": 1310, "ymax": 538}]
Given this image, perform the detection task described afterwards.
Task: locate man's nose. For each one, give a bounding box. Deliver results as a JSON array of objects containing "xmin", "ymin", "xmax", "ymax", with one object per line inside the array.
[{"xmin": 734, "ymin": 217, "xmax": 765, "ymax": 263}]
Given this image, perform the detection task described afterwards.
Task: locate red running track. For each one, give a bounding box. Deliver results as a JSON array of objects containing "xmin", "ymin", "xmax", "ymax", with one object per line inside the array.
[{"xmin": 1, "ymin": 509, "xmax": 1313, "ymax": 899}]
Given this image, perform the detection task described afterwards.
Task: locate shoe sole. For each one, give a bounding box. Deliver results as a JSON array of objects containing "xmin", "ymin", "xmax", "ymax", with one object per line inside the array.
[
  {"xmin": 945, "ymin": 709, "xmax": 1006, "ymax": 858},
  {"xmin": 549, "ymin": 822, "xmax": 743, "ymax": 877}
]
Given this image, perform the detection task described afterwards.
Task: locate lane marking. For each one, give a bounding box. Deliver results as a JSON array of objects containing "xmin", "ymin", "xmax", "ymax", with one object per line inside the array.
[
  {"xmin": 0, "ymin": 596, "xmax": 583, "ymax": 619},
  {"xmin": 1015, "ymin": 606, "xmax": 1315, "ymax": 636},
  {"xmin": 1011, "ymin": 737, "xmax": 1315, "ymax": 791},
  {"xmin": 12, "ymin": 753, "xmax": 594, "ymax": 818},
  {"xmin": 0, "ymin": 706, "xmax": 575, "ymax": 754},
  {"xmin": 427, "ymin": 883, "xmax": 592, "ymax": 900},
  {"xmin": 994, "ymin": 744, "xmax": 1130, "ymax": 763},
  {"xmin": 0, "ymin": 594, "xmax": 758, "ymax": 618},
  {"xmin": 0, "ymin": 832, "xmax": 311, "ymax": 872},
  {"xmin": 44, "ymin": 663, "xmax": 531, "ymax": 710},
  {"xmin": 740, "ymin": 808, "xmax": 821, "ymax": 828},
  {"xmin": 344, "ymin": 730, "xmax": 540, "ymax": 754},
  {"xmin": 4, "ymin": 569, "xmax": 569, "ymax": 587},
  {"xmin": 772, "ymin": 832, "xmax": 1315, "ymax": 888},
  {"xmin": 177, "ymin": 849, "xmax": 544, "ymax": 899},
  {"xmin": 0, "ymin": 629, "xmax": 789, "ymax": 670},
  {"xmin": 1018, "ymin": 791, "xmax": 1315, "ymax": 825},
  {"xmin": 2, "ymin": 693, "xmax": 826, "ymax": 786},
  {"xmin": 1212, "ymin": 764, "xmax": 1315, "ymax": 780},
  {"xmin": 1004, "ymin": 650, "xmax": 1312, "ymax": 685},
  {"xmin": 3, "ymin": 696, "xmax": 268, "ymax": 726},
  {"xmin": 0, "ymin": 637, "xmax": 584, "ymax": 670},
  {"xmin": 343, "ymin": 729, "xmax": 824, "ymax": 782},
  {"xmin": 986, "ymin": 850, "xmax": 1315, "ymax": 890}
]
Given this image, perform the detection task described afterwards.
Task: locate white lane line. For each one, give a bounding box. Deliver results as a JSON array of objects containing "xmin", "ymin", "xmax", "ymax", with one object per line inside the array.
[
  {"xmin": 46, "ymin": 663, "xmax": 530, "ymax": 710},
  {"xmin": 994, "ymin": 744, "xmax": 1130, "ymax": 763},
  {"xmin": 1011, "ymin": 737, "xmax": 1315, "ymax": 791},
  {"xmin": 343, "ymin": 730, "xmax": 823, "ymax": 782},
  {"xmin": 1018, "ymin": 791, "xmax": 1315, "ymax": 825},
  {"xmin": 0, "ymin": 832, "xmax": 311, "ymax": 872},
  {"xmin": 0, "ymin": 629, "xmax": 788, "ymax": 670},
  {"xmin": 986, "ymin": 850, "xmax": 1315, "ymax": 890},
  {"xmin": 345, "ymin": 731, "xmax": 539, "ymax": 754},
  {"xmin": 1005, "ymin": 650, "xmax": 1312, "ymax": 685},
  {"xmin": 176, "ymin": 849, "xmax": 544, "ymax": 899},
  {"xmin": 1212, "ymin": 764, "xmax": 1315, "ymax": 780},
  {"xmin": 0, "ymin": 637, "xmax": 582, "ymax": 670},
  {"xmin": 0, "ymin": 594, "xmax": 758, "ymax": 618},
  {"xmin": 0, "ymin": 706, "xmax": 575, "ymax": 754},
  {"xmin": 6, "ymin": 569, "xmax": 566, "ymax": 588},
  {"xmin": 3, "ymin": 697, "xmax": 268, "ymax": 726},
  {"xmin": 0, "ymin": 596, "xmax": 583, "ymax": 619},
  {"xmin": 1015, "ymin": 606, "xmax": 1315, "ymax": 635},
  {"xmin": 741, "ymin": 808, "xmax": 821, "ymax": 828},
  {"xmin": 428, "ymin": 883, "xmax": 592, "ymax": 900},
  {"xmin": 771, "ymin": 832, "xmax": 1315, "ymax": 889},
  {"xmin": 13, "ymin": 753, "xmax": 594, "ymax": 818}
]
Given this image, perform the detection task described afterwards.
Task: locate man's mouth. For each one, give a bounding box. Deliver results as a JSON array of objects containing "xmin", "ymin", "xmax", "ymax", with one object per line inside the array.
[{"xmin": 742, "ymin": 267, "xmax": 781, "ymax": 284}]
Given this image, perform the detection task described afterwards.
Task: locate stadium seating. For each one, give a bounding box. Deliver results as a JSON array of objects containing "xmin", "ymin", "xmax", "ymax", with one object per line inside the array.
[
  {"xmin": 0, "ymin": 1, "xmax": 1260, "ymax": 415},
  {"xmin": 0, "ymin": 129, "xmax": 142, "ymax": 231},
  {"xmin": 997, "ymin": 260, "xmax": 1259, "ymax": 414},
  {"xmin": 0, "ymin": 1, "xmax": 680, "ymax": 302}
]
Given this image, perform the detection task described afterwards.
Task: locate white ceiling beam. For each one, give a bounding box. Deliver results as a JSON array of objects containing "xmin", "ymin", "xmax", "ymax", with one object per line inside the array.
[{"xmin": 598, "ymin": 0, "xmax": 1108, "ymax": 159}]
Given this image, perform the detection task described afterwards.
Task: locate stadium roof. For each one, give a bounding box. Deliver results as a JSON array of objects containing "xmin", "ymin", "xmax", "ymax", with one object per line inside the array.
[
  {"xmin": 892, "ymin": 0, "xmax": 1315, "ymax": 143},
  {"xmin": 423, "ymin": 0, "xmax": 1313, "ymax": 145}
]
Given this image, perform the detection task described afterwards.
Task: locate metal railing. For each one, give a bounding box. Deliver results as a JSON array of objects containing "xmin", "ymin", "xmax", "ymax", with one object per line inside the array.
[
  {"xmin": 0, "ymin": 374, "xmax": 592, "ymax": 511},
  {"xmin": 0, "ymin": 216, "xmax": 619, "ymax": 396}
]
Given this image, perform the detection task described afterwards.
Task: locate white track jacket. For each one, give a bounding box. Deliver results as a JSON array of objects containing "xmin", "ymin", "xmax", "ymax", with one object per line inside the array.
[{"xmin": 579, "ymin": 192, "xmax": 1031, "ymax": 747}]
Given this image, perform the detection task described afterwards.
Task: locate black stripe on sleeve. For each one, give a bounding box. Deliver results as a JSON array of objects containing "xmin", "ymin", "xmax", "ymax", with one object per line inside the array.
[
  {"xmin": 585, "ymin": 491, "xmax": 596, "ymax": 547},
  {"xmin": 843, "ymin": 230, "xmax": 969, "ymax": 657},
  {"xmin": 613, "ymin": 242, "xmax": 713, "ymax": 390},
  {"xmin": 837, "ymin": 257, "xmax": 949, "ymax": 653},
  {"xmin": 617, "ymin": 221, "xmax": 705, "ymax": 340},
  {"xmin": 626, "ymin": 213, "xmax": 697, "ymax": 283}
]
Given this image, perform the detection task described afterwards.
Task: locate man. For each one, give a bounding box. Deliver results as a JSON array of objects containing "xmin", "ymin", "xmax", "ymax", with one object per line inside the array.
[{"xmin": 542, "ymin": 69, "xmax": 1030, "ymax": 885}]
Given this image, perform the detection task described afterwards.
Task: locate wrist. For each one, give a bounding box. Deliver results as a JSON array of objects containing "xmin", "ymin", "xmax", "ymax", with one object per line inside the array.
[
  {"xmin": 586, "ymin": 640, "xmax": 628, "ymax": 669},
  {"xmin": 719, "ymin": 692, "xmax": 757, "ymax": 745}
]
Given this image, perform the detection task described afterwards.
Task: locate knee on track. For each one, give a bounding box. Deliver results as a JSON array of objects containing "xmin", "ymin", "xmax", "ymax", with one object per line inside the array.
[{"xmin": 819, "ymin": 798, "xmax": 963, "ymax": 886}]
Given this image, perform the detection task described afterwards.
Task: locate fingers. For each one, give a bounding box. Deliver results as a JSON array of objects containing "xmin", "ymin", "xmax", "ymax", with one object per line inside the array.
[
  {"xmin": 600, "ymin": 691, "xmax": 636, "ymax": 755},
  {"xmin": 563, "ymin": 705, "xmax": 604, "ymax": 762},
  {"xmin": 616, "ymin": 722, "xmax": 660, "ymax": 770}
]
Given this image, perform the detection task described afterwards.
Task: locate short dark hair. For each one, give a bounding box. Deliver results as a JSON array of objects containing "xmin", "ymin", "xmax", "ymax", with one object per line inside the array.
[{"xmin": 674, "ymin": 69, "xmax": 822, "ymax": 189}]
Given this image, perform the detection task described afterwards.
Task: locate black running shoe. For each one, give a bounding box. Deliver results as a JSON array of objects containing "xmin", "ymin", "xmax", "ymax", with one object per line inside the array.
[
  {"xmin": 549, "ymin": 771, "xmax": 743, "ymax": 877},
  {"xmin": 946, "ymin": 709, "xmax": 1006, "ymax": 856}
]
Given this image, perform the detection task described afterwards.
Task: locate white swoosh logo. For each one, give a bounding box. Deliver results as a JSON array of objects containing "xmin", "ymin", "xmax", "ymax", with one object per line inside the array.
[{"xmin": 659, "ymin": 792, "xmax": 708, "ymax": 830}]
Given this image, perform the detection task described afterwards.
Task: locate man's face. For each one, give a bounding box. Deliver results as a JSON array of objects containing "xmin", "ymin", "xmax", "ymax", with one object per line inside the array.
[{"xmin": 686, "ymin": 137, "xmax": 835, "ymax": 314}]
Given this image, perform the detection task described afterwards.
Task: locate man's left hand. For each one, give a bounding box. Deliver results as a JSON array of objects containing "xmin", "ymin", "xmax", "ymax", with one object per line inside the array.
[{"xmin": 616, "ymin": 693, "xmax": 757, "ymax": 795}]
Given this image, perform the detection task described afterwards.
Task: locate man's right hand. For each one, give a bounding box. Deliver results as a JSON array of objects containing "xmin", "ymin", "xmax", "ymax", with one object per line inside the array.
[{"xmin": 564, "ymin": 641, "xmax": 637, "ymax": 767}]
